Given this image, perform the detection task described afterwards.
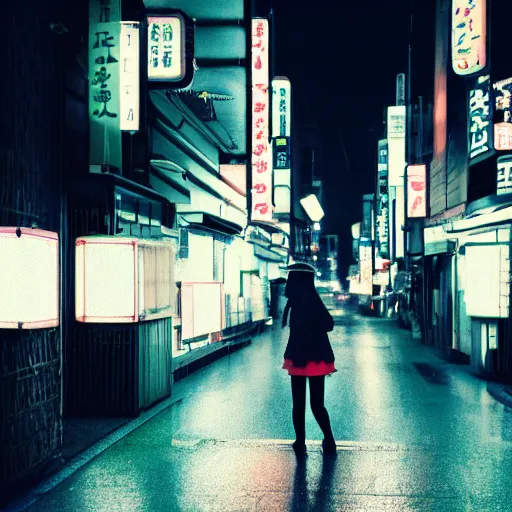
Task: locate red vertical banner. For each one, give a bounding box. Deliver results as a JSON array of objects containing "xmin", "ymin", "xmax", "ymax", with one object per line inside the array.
[{"xmin": 251, "ymin": 19, "xmax": 272, "ymax": 222}]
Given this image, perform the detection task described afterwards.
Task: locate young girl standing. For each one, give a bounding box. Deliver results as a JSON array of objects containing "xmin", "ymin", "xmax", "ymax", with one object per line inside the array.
[{"xmin": 282, "ymin": 262, "xmax": 337, "ymax": 457}]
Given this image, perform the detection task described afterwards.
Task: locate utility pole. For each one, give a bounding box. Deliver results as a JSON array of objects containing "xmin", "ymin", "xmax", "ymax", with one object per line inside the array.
[{"xmin": 404, "ymin": 8, "xmax": 413, "ymax": 274}]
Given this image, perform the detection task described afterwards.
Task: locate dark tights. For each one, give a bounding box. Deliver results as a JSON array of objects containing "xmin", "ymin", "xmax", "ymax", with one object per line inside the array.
[{"xmin": 291, "ymin": 375, "xmax": 335, "ymax": 445}]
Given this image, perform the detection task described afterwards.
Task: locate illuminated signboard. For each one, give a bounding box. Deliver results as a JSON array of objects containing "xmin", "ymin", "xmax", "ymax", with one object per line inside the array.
[
  {"xmin": 273, "ymin": 137, "xmax": 290, "ymax": 169},
  {"xmin": 358, "ymin": 238, "xmax": 373, "ymax": 296},
  {"xmin": 468, "ymin": 75, "xmax": 492, "ymax": 161},
  {"xmin": 407, "ymin": 165, "xmax": 427, "ymax": 218},
  {"xmin": 452, "ymin": 0, "xmax": 486, "ymax": 76},
  {"xmin": 272, "ymin": 77, "xmax": 291, "ymax": 138},
  {"xmin": 251, "ymin": 18, "xmax": 272, "ymax": 222},
  {"xmin": 0, "ymin": 228, "xmax": 59, "ymax": 329},
  {"xmin": 376, "ymin": 140, "xmax": 389, "ymax": 257},
  {"xmin": 465, "ymin": 244, "xmax": 509, "ymax": 318},
  {"xmin": 497, "ymin": 155, "xmax": 512, "ymax": 195},
  {"xmin": 387, "ymin": 106, "xmax": 406, "ymax": 187},
  {"xmin": 493, "ymin": 77, "xmax": 512, "ymax": 151},
  {"xmin": 495, "ymin": 124, "xmax": 512, "ymax": 151},
  {"xmin": 377, "ymin": 139, "xmax": 388, "ymax": 197},
  {"xmin": 494, "ymin": 77, "xmax": 512, "ymax": 111},
  {"xmin": 147, "ymin": 15, "xmax": 184, "ymax": 81},
  {"xmin": 120, "ymin": 22, "xmax": 140, "ymax": 132}
]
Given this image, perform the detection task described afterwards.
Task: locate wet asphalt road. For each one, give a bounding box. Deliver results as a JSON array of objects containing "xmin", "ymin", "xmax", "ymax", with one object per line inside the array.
[{"xmin": 18, "ymin": 307, "xmax": 512, "ymax": 511}]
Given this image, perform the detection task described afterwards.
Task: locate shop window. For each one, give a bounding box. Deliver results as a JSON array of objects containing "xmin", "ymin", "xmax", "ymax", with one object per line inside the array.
[{"xmin": 137, "ymin": 201, "xmax": 150, "ymax": 226}]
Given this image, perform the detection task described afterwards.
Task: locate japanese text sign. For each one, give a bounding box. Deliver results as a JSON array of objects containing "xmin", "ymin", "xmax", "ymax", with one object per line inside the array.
[
  {"xmin": 251, "ymin": 18, "xmax": 272, "ymax": 222},
  {"xmin": 120, "ymin": 22, "xmax": 140, "ymax": 132},
  {"xmin": 452, "ymin": 0, "xmax": 486, "ymax": 76},
  {"xmin": 89, "ymin": 0, "xmax": 122, "ymax": 173},
  {"xmin": 497, "ymin": 156, "xmax": 512, "ymax": 195},
  {"xmin": 272, "ymin": 77, "xmax": 291, "ymax": 138},
  {"xmin": 468, "ymin": 75, "xmax": 492, "ymax": 160},
  {"xmin": 147, "ymin": 15, "xmax": 184, "ymax": 81}
]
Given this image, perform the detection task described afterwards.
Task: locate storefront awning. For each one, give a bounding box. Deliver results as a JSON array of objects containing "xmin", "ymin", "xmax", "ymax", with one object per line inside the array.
[
  {"xmin": 424, "ymin": 240, "xmax": 457, "ymax": 256},
  {"xmin": 150, "ymin": 160, "xmax": 191, "ymax": 204},
  {"xmin": 180, "ymin": 212, "xmax": 243, "ymax": 236}
]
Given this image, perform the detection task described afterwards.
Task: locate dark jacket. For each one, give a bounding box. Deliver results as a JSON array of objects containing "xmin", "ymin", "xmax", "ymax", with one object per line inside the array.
[{"xmin": 283, "ymin": 294, "xmax": 335, "ymax": 367}]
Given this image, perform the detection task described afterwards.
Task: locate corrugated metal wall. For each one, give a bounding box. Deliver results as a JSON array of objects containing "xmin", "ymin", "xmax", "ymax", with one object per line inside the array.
[
  {"xmin": 138, "ymin": 319, "xmax": 173, "ymax": 409},
  {"xmin": 67, "ymin": 324, "xmax": 138, "ymax": 416}
]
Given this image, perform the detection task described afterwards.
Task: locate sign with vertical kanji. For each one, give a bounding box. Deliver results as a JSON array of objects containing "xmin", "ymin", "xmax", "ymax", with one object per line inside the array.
[
  {"xmin": 468, "ymin": 74, "xmax": 492, "ymax": 161},
  {"xmin": 120, "ymin": 22, "xmax": 140, "ymax": 132},
  {"xmin": 452, "ymin": 0, "xmax": 486, "ymax": 76},
  {"xmin": 147, "ymin": 15, "xmax": 184, "ymax": 81},
  {"xmin": 251, "ymin": 18, "xmax": 272, "ymax": 222},
  {"xmin": 89, "ymin": 0, "xmax": 122, "ymax": 173},
  {"xmin": 272, "ymin": 77, "xmax": 291, "ymax": 138},
  {"xmin": 359, "ymin": 238, "xmax": 373, "ymax": 296}
]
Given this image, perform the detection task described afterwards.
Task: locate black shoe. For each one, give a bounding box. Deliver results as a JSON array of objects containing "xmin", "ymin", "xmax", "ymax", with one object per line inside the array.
[
  {"xmin": 292, "ymin": 441, "xmax": 307, "ymax": 458},
  {"xmin": 322, "ymin": 439, "xmax": 337, "ymax": 456}
]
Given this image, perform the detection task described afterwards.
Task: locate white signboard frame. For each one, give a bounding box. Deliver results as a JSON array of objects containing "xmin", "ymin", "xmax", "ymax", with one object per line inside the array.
[{"xmin": 464, "ymin": 243, "xmax": 509, "ymax": 318}]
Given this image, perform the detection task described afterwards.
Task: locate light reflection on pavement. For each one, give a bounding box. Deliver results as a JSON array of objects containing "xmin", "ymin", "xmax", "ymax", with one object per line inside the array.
[{"xmin": 19, "ymin": 308, "xmax": 512, "ymax": 511}]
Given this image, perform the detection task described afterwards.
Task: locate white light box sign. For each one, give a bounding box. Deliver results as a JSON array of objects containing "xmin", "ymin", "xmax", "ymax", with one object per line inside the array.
[
  {"xmin": 0, "ymin": 227, "xmax": 59, "ymax": 329},
  {"xmin": 181, "ymin": 282, "xmax": 222, "ymax": 340},
  {"xmin": 76, "ymin": 237, "xmax": 138, "ymax": 323},
  {"xmin": 76, "ymin": 236, "xmax": 175, "ymax": 323},
  {"xmin": 464, "ymin": 244, "xmax": 510, "ymax": 318},
  {"xmin": 147, "ymin": 15, "xmax": 184, "ymax": 81},
  {"xmin": 120, "ymin": 21, "xmax": 140, "ymax": 132}
]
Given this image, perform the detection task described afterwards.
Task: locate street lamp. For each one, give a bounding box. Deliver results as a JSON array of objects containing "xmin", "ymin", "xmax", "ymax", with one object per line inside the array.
[{"xmin": 300, "ymin": 194, "xmax": 324, "ymax": 222}]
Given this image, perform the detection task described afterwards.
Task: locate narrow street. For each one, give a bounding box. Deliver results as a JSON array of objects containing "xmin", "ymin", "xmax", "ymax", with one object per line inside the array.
[{"xmin": 16, "ymin": 308, "xmax": 512, "ymax": 511}]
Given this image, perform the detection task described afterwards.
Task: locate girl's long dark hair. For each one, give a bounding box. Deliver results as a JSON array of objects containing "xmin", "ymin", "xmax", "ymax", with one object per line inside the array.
[{"xmin": 282, "ymin": 270, "xmax": 317, "ymax": 327}]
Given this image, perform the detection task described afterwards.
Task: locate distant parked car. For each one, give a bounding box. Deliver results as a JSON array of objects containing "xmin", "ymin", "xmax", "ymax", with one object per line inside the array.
[{"xmin": 315, "ymin": 280, "xmax": 343, "ymax": 310}]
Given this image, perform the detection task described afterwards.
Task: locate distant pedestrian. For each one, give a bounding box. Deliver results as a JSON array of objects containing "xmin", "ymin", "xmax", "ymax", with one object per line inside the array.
[{"xmin": 282, "ymin": 262, "xmax": 337, "ymax": 457}]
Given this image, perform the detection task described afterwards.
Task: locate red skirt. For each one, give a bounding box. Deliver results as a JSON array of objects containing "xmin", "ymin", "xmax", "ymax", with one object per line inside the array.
[{"xmin": 282, "ymin": 358, "xmax": 337, "ymax": 377}]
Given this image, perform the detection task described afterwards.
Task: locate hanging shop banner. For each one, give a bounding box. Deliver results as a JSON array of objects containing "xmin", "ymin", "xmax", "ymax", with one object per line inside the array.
[
  {"xmin": 251, "ymin": 18, "xmax": 272, "ymax": 222},
  {"xmin": 451, "ymin": 0, "xmax": 486, "ymax": 76},
  {"xmin": 387, "ymin": 106, "xmax": 406, "ymax": 187},
  {"xmin": 493, "ymin": 77, "xmax": 512, "ymax": 151},
  {"xmin": 120, "ymin": 22, "xmax": 140, "ymax": 132},
  {"xmin": 272, "ymin": 77, "xmax": 291, "ymax": 138},
  {"xmin": 376, "ymin": 139, "xmax": 389, "ymax": 256},
  {"xmin": 377, "ymin": 207, "xmax": 389, "ymax": 258},
  {"xmin": 377, "ymin": 139, "xmax": 388, "ymax": 199},
  {"xmin": 468, "ymin": 75, "xmax": 492, "ymax": 161},
  {"xmin": 407, "ymin": 165, "xmax": 427, "ymax": 218},
  {"xmin": 89, "ymin": 0, "xmax": 122, "ymax": 174},
  {"xmin": 497, "ymin": 155, "xmax": 512, "ymax": 195},
  {"xmin": 273, "ymin": 137, "xmax": 290, "ymax": 169},
  {"xmin": 359, "ymin": 238, "xmax": 373, "ymax": 296},
  {"xmin": 495, "ymin": 123, "xmax": 512, "ymax": 151},
  {"xmin": 396, "ymin": 73, "xmax": 406, "ymax": 106}
]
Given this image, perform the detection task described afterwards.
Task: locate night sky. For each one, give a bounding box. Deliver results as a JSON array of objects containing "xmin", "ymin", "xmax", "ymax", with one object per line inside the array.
[{"xmin": 272, "ymin": 0, "xmax": 432, "ymax": 281}]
